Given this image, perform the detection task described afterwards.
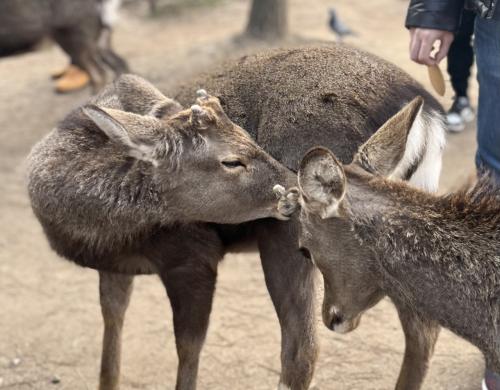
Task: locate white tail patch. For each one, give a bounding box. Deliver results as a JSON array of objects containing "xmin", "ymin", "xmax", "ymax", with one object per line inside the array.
[
  {"xmin": 389, "ymin": 107, "xmax": 446, "ymax": 193},
  {"xmin": 100, "ymin": 0, "xmax": 122, "ymax": 27}
]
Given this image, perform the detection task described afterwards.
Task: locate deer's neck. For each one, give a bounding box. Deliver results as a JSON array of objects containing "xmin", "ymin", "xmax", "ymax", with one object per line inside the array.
[{"xmin": 346, "ymin": 179, "xmax": 500, "ymax": 348}]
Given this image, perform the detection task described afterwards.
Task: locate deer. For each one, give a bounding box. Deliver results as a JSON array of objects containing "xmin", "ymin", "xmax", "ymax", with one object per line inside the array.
[
  {"xmin": 30, "ymin": 44, "xmax": 447, "ymax": 390},
  {"xmin": 276, "ymin": 96, "xmax": 500, "ymax": 390},
  {"xmin": 171, "ymin": 46, "xmax": 445, "ymax": 390},
  {"xmin": 0, "ymin": 0, "xmax": 128, "ymax": 91},
  {"xmin": 27, "ymin": 74, "xmax": 295, "ymax": 390}
]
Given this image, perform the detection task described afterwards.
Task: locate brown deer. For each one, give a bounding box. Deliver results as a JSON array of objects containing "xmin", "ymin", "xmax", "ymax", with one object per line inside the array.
[
  {"xmin": 172, "ymin": 46, "xmax": 445, "ymax": 390},
  {"xmin": 277, "ymin": 97, "xmax": 500, "ymax": 390},
  {"xmin": 27, "ymin": 74, "xmax": 295, "ymax": 390}
]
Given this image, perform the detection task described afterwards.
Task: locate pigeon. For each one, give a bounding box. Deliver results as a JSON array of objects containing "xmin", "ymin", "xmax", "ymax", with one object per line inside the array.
[{"xmin": 328, "ymin": 8, "xmax": 355, "ymax": 41}]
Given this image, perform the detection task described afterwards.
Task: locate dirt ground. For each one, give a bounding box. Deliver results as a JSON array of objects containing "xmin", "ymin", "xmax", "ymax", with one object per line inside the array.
[{"xmin": 0, "ymin": 0, "xmax": 483, "ymax": 389}]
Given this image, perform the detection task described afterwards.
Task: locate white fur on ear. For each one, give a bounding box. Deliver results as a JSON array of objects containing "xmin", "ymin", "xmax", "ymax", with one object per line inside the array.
[
  {"xmin": 321, "ymin": 198, "xmax": 343, "ymax": 219},
  {"xmin": 388, "ymin": 107, "xmax": 445, "ymax": 193},
  {"xmin": 407, "ymin": 111, "xmax": 446, "ymax": 193}
]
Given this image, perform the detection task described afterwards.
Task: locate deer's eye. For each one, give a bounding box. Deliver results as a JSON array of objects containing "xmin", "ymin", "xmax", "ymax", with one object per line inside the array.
[{"xmin": 222, "ymin": 160, "xmax": 246, "ymax": 169}]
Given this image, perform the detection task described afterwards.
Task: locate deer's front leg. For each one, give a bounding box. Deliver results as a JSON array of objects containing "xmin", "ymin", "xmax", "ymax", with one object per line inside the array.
[
  {"xmin": 257, "ymin": 218, "xmax": 318, "ymax": 390},
  {"xmin": 152, "ymin": 225, "xmax": 223, "ymax": 390},
  {"xmin": 99, "ymin": 271, "xmax": 134, "ymax": 390},
  {"xmin": 395, "ymin": 305, "xmax": 440, "ymax": 390}
]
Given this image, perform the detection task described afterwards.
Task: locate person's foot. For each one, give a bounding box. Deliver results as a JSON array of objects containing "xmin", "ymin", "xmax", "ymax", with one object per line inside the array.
[
  {"xmin": 446, "ymin": 96, "xmax": 475, "ymax": 133},
  {"xmin": 50, "ymin": 65, "xmax": 70, "ymax": 80},
  {"xmin": 54, "ymin": 65, "xmax": 90, "ymax": 93}
]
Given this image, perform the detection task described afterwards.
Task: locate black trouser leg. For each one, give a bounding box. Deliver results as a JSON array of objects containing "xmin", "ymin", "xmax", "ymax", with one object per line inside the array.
[{"xmin": 447, "ymin": 10, "xmax": 476, "ymax": 98}]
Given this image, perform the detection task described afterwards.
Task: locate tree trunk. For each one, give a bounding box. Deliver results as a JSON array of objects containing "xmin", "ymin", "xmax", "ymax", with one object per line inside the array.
[{"xmin": 245, "ymin": 0, "xmax": 288, "ymax": 41}]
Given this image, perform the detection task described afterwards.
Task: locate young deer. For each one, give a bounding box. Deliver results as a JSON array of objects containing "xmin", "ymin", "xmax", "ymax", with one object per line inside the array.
[
  {"xmin": 27, "ymin": 74, "xmax": 294, "ymax": 390},
  {"xmin": 277, "ymin": 97, "xmax": 500, "ymax": 389}
]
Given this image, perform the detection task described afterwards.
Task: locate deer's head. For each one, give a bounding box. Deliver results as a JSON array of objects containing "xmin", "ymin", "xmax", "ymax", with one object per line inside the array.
[{"xmin": 275, "ymin": 97, "xmax": 445, "ymax": 333}]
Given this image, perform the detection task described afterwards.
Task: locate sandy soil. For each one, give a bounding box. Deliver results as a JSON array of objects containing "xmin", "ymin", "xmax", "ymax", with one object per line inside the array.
[{"xmin": 0, "ymin": 0, "xmax": 482, "ymax": 389}]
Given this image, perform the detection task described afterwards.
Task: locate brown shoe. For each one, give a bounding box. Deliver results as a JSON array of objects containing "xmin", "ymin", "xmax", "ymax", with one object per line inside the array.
[
  {"xmin": 50, "ymin": 64, "xmax": 71, "ymax": 80},
  {"xmin": 54, "ymin": 65, "xmax": 90, "ymax": 93}
]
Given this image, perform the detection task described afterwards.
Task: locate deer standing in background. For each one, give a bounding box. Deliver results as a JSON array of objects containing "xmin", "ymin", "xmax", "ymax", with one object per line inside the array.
[{"xmin": 0, "ymin": 0, "xmax": 128, "ymax": 92}]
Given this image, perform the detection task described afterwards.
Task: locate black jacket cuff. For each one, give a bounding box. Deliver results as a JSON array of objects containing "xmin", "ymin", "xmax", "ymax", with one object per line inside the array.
[{"xmin": 406, "ymin": 1, "xmax": 465, "ymax": 32}]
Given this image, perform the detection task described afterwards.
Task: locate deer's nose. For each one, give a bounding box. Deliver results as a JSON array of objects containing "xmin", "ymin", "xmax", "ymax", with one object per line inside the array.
[{"xmin": 330, "ymin": 312, "xmax": 343, "ymax": 330}]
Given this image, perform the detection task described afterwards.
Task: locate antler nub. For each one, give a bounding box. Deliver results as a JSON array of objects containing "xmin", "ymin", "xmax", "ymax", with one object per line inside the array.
[
  {"xmin": 273, "ymin": 184, "xmax": 286, "ymax": 198},
  {"xmin": 190, "ymin": 104, "xmax": 204, "ymax": 114},
  {"xmin": 274, "ymin": 185, "xmax": 300, "ymax": 218},
  {"xmin": 196, "ymin": 89, "xmax": 209, "ymax": 100}
]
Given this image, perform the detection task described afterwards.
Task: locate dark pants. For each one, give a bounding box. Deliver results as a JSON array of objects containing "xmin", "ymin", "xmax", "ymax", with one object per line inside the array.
[{"xmin": 447, "ymin": 10, "xmax": 476, "ymax": 97}]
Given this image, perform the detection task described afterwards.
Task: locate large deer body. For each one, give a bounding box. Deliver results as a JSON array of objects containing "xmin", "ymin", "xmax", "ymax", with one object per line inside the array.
[{"xmin": 173, "ymin": 46, "xmax": 445, "ymax": 389}]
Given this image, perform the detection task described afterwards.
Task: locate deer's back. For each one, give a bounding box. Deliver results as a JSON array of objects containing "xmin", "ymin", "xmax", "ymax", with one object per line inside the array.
[
  {"xmin": 173, "ymin": 45, "xmax": 442, "ymax": 171},
  {"xmin": 27, "ymin": 107, "xmax": 158, "ymax": 268}
]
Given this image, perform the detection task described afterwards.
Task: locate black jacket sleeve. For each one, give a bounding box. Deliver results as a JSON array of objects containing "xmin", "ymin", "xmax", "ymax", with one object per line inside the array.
[{"xmin": 405, "ymin": 0, "xmax": 466, "ymax": 32}]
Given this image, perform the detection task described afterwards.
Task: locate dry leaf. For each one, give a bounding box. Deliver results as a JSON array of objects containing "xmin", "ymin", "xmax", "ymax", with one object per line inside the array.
[{"xmin": 427, "ymin": 65, "xmax": 445, "ymax": 96}]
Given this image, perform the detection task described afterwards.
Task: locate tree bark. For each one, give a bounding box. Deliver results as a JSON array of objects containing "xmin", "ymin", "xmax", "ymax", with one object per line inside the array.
[{"xmin": 245, "ymin": 0, "xmax": 288, "ymax": 41}]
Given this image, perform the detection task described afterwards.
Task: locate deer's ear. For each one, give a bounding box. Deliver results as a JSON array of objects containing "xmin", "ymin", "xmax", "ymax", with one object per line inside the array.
[
  {"xmin": 115, "ymin": 74, "xmax": 183, "ymax": 118},
  {"xmin": 353, "ymin": 96, "xmax": 430, "ymax": 178},
  {"xmin": 298, "ymin": 147, "xmax": 346, "ymax": 219},
  {"xmin": 148, "ymin": 98, "xmax": 183, "ymax": 119},
  {"xmin": 82, "ymin": 105, "xmax": 158, "ymax": 165}
]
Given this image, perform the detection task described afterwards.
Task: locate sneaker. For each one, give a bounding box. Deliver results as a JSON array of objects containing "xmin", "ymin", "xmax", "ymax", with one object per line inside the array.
[
  {"xmin": 446, "ymin": 96, "xmax": 475, "ymax": 133},
  {"xmin": 446, "ymin": 111, "xmax": 465, "ymax": 132},
  {"xmin": 483, "ymin": 370, "xmax": 500, "ymax": 390}
]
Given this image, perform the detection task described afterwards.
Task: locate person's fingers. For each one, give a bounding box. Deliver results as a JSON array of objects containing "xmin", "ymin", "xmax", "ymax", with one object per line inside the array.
[
  {"xmin": 417, "ymin": 34, "xmax": 436, "ymax": 66},
  {"xmin": 435, "ymin": 34, "xmax": 454, "ymax": 63},
  {"xmin": 409, "ymin": 31, "xmax": 422, "ymax": 63}
]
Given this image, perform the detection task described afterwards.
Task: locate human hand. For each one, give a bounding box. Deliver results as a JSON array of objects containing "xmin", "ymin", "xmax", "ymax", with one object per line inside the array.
[{"xmin": 409, "ymin": 28, "xmax": 454, "ymax": 66}]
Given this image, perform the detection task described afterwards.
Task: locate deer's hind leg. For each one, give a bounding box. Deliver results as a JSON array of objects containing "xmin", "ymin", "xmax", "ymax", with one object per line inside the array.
[
  {"xmin": 395, "ymin": 305, "xmax": 440, "ymax": 390},
  {"xmin": 52, "ymin": 19, "xmax": 107, "ymax": 92},
  {"xmin": 97, "ymin": 27, "xmax": 129, "ymax": 75},
  {"xmin": 98, "ymin": 271, "xmax": 134, "ymax": 390}
]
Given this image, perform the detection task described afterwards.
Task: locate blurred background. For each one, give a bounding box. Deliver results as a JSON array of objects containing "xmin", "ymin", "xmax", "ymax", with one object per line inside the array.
[{"xmin": 0, "ymin": 0, "xmax": 480, "ymax": 389}]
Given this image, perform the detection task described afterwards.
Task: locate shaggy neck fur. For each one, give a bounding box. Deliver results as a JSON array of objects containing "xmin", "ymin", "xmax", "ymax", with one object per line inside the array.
[{"xmin": 346, "ymin": 174, "xmax": 500, "ymax": 371}]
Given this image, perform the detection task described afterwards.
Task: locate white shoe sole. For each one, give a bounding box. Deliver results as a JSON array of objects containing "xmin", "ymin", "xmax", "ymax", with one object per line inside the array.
[
  {"xmin": 483, "ymin": 379, "xmax": 489, "ymax": 390},
  {"xmin": 447, "ymin": 122, "xmax": 466, "ymax": 133},
  {"xmin": 461, "ymin": 107, "xmax": 475, "ymax": 123}
]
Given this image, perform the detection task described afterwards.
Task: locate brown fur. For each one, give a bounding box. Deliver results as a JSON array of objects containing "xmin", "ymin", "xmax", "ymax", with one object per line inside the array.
[
  {"xmin": 28, "ymin": 74, "xmax": 293, "ymax": 272},
  {"xmin": 282, "ymin": 99, "xmax": 500, "ymax": 388},
  {"xmin": 28, "ymin": 75, "xmax": 294, "ymax": 390},
  {"xmin": 171, "ymin": 47, "xmax": 444, "ymax": 390},
  {"xmin": 30, "ymin": 45, "xmax": 445, "ymax": 390}
]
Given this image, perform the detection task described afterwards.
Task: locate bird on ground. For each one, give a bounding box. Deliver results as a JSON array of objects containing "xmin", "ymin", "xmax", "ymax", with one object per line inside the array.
[{"xmin": 328, "ymin": 7, "xmax": 355, "ymax": 41}]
